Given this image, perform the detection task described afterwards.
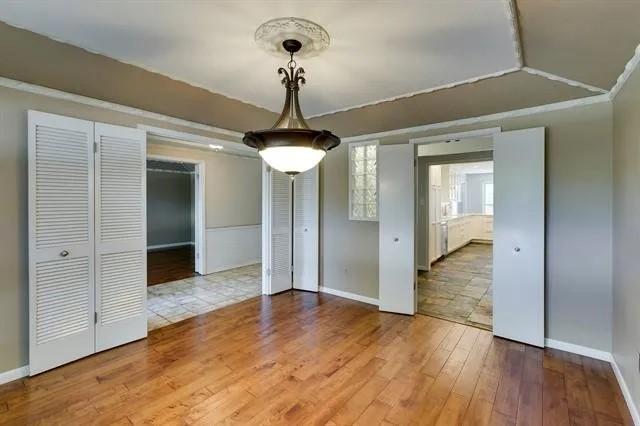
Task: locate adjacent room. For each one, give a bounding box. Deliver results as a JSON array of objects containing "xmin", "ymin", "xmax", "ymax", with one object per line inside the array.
[
  {"xmin": 417, "ymin": 160, "xmax": 494, "ymax": 330},
  {"xmin": 0, "ymin": 2, "xmax": 639, "ymax": 425},
  {"xmin": 144, "ymin": 136, "xmax": 264, "ymax": 330}
]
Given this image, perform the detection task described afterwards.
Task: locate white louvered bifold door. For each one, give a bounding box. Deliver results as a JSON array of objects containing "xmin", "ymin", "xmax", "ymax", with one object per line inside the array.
[
  {"xmin": 28, "ymin": 111, "xmax": 95, "ymax": 375},
  {"xmin": 293, "ymin": 166, "xmax": 319, "ymax": 292},
  {"xmin": 94, "ymin": 123, "xmax": 147, "ymax": 352},
  {"xmin": 262, "ymin": 164, "xmax": 292, "ymax": 295}
]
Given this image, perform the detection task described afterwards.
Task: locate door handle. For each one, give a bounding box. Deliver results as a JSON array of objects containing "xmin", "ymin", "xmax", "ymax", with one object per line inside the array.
[
  {"xmin": 394, "ymin": 237, "xmax": 399, "ymax": 242},
  {"xmin": 60, "ymin": 250, "xmax": 70, "ymax": 257},
  {"xmin": 514, "ymin": 247, "xmax": 521, "ymax": 253}
]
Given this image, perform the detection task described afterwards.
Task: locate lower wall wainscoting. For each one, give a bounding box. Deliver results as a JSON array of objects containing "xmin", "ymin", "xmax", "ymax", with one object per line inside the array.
[{"xmin": 206, "ymin": 225, "xmax": 261, "ymax": 273}]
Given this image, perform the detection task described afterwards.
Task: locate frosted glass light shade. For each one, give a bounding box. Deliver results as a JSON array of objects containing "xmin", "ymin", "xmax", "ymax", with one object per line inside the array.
[{"xmin": 259, "ymin": 146, "xmax": 325, "ymax": 175}]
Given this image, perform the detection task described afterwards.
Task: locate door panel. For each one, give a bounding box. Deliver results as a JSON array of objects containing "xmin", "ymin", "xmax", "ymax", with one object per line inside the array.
[
  {"xmin": 379, "ymin": 144, "xmax": 415, "ymax": 314},
  {"xmin": 262, "ymin": 164, "xmax": 292, "ymax": 294},
  {"xmin": 493, "ymin": 128, "xmax": 545, "ymax": 347},
  {"xmin": 28, "ymin": 111, "xmax": 95, "ymax": 375},
  {"xmin": 293, "ymin": 166, "xmax": 319, "ymax": 292},
  {"xmin": 94, "ymin": 123, "xmax": 147, "ymax": 352}
]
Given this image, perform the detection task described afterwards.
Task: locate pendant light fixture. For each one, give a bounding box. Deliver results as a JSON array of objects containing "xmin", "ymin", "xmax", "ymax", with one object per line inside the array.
[{"xmin": 243, "ymin": 18, "xmax": 340, "ymax": 176}]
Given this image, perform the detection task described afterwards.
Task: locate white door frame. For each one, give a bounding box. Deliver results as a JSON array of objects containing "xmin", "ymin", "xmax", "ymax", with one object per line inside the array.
[
  {"xmin": 410, "ymin": 127, "xmax": 502, "ymax": 301},
  {"xmin": 145, "ymin": 153, "xmax": 206, "ymax": 275}
]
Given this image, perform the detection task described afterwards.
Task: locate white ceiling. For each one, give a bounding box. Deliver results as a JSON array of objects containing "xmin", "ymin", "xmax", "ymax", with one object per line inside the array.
[{"xmin": 0, "ymin": 1, "xmax": 518, "ymax": 117}]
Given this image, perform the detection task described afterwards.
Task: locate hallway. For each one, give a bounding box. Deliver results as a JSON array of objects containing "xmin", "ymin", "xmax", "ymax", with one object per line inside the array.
[{"xmin": 418, "ymin": 243, "xmax": 493, "ymax": 330}]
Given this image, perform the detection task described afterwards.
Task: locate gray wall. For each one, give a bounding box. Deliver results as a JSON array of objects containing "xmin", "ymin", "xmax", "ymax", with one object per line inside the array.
[
  {"xmin": 0, "ymin": 85, "xmax": 260, "ymax": 374},
  {"xmin": 321, "ymin": 101, "xmax": 614, "ymax": 351},
  {"xmin": 146, "ymin": 142, "xmax": 261, "ymax": 229},
  {"xmin": 146, "ymin": 170, "xmax": 194, "ymax": 247},
  {"xmin": 466, "ymin": 173, "xmax": 493, "ymax": 213},
  {"xmin": 612, "ymin": 63, "xmax": 640, "ymax": 412}
]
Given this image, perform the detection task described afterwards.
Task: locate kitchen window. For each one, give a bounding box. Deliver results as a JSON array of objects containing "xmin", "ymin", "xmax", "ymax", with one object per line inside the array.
[
  {"xmin": 349, "ymin": 141, "xmax": 378, "ymax": 221},
  {"xmin": 483, "ymin": 182, "xmax": 494, "ymax": 214}
]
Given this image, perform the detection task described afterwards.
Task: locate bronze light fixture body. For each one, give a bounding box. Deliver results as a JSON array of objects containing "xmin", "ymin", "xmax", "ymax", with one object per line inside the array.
[{"xmin": 243, "ymin": 38, "xmax": 340, "ymax": 176}]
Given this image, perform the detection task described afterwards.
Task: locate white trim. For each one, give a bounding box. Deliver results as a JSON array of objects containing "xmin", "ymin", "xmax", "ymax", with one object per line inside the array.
[
  {"xmin": 544, "ymin": 338, "xmax": 612, "ymax": 362},
  {"xmin": 146, "ymin": 153, "xmax": 207, "ymax": 275},
  {"xmin": 503, "ymin": 0, "xmax": 523, "ymax": 68},
  {"xmin": 522, "ymin": 67, "xmax": 607, "ymax": 94},
  {"xmin": 208, "ymin": 224, "xmax": 261, "ymax": 232},
  {"xmin": 611, "ymin": 356, "xmax": 640, "ymax": 425},
  {"xmin": 307, "ymin": 68, "xmax": 521, "ymax": 119},
  {"xmin": 147, "ymin": 242, "xmax": 194, "ymax": 251},
  {"xmin": 348, "ymin": 140, "xmax": 380, "ymax": 222},
  {"xmin": 0, "ymin": 365, "xmax": 29, "ymax": 385},
  {"xmin": 610, "ymin": 44, "xmax": 640, "ymax": 100},
  {"xmin": 0, "ymin": 76, "xmax": 242, "ymax": 139},
  {"xmin": 319, "ymin": 286, "xmax": 379, "ymax": 306},
  {"xmin": 342, "ymin": 94, "xmax": 609, "ymax": 143},
  {"xmin": 139, "ymin": 125, "xmax": 255, "ymax": 156},
  {"xmin": 410, "ymin": 127, "xmax": 501, "ymax": 145}
]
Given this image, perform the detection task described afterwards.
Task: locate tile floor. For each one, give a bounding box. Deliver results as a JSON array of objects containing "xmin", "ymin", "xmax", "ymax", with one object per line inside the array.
[
  {"xmin": 417, "ymin": 243, "xmax": 493, "ymax": 330},
  {"xmin": 147, "ymin": 263, "xmax": 262, "ymax": 331}
]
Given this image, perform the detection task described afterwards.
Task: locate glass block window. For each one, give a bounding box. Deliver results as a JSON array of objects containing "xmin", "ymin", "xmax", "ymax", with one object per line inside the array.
[{"xmin": 349, "ymin": 141, "xmax": 378, "ymax": 221}]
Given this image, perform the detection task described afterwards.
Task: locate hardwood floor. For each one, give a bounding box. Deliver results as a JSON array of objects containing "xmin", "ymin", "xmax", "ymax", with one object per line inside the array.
[
  {"xmin": 0, "ymin": 292, "xmax": 632, "ymax": 425},
  {"xmin": 147, "ymin": 246, "xmax": 197, "ymax": 286}
]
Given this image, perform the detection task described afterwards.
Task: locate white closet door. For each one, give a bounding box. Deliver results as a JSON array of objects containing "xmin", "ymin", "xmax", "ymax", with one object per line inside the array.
[
  {"xmin": 493, "ymin": 128, "xmax": 545, "ymax": 347},
  {"xmin": 262, "ymin": 164, "xmax": 292, "ymax": 295},
  {"xmin": 28, "ymin": 111, "xmax": 95, "ymax": 375},
  {"xmin": 293, "ymin": 166, "xmax": 319, "ymax": 292},
  {"xmin": 94, "ymin": 123, "xmax": 147, "ymax": 352},
  {"xmin": 378, "ymin": 144, "xmax": 415, "ymax": 314}
]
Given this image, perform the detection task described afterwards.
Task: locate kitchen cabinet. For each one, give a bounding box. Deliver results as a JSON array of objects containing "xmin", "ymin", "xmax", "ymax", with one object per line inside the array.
[{"xmin": 444, "ymin": 214, "xmax": 493, "ymax": 254}]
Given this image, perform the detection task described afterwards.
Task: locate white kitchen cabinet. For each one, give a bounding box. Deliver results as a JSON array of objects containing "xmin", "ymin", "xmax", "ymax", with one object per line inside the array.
[{"xmin": 445, "ymin": 214, "xmax": 493, "ymax": 253}]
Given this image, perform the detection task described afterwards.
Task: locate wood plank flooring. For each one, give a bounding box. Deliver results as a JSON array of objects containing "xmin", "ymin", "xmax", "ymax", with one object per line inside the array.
[
  {"xmin": 0, "ymin": 292, "xmax": 632, "ymax": 425},
  {"xmin": 147, "ymin": 246, "xmax": 197, "ymax": 286}
]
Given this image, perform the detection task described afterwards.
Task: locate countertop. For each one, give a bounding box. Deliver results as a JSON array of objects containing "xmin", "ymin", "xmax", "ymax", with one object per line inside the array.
[{"xmin": 432, "ymin": 213, "xmax": 493, "ymax": 225}]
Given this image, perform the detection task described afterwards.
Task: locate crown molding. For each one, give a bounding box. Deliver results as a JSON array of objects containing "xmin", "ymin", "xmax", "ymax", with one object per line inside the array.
[
  {"xmin": 0, "ymin": 76, "xmax": 244, "ymax": 140},
  {"xmin": 522, "ymin": 67, "xmax": 607, "ymax": 94},
  {"xmin": 609, "ymin": 43, "xmax": 640, "ymax": 100},
  {"xmin": 503, "ymin": 0, "xmax": 523, "ymax": 68},
  {"xmin": 410, "ymin": 127, "xmax": 502, "ymax": 145},
  {"xmin": 307, "ymin": 67, "xmax": 521, "ymax": 119},
  {"xmin": 342, "ymin": 93, "xmax": 610, "ymax": 143}
]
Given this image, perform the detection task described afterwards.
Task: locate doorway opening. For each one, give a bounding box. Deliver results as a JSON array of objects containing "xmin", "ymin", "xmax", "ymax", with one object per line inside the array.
[
  {"xmin": 414, "ymin": 133, "xmax": 495, "ymax": 331},
  {"xmin": 417, "ymin": 156, "xmax": 494, "ymax": 331},
  {"xmin": 142, "ymin": 129, "xmax": 263, "ymax": 331},
  {"xmin": 146, "ymin": 158, "xmax": 199, "ymax": 286}
]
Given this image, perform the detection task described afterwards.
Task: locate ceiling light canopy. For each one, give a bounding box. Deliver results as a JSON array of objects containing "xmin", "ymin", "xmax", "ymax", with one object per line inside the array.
[{"xmin": 244, "ymin": 18, "xmax": 340, "ymax": 176}]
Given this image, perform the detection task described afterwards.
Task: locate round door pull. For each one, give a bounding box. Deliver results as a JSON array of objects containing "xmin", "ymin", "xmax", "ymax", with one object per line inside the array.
[
  {"xmin": 394, "ymin": 237, "xmax": 399, "ymax": 242},
  {"xmin": 514, "ymin": 247, "xmax": 521, "ymax": 253},
  {"xmin": 304, "ymin": 228, "xmax": 308, "ymax": 232},
  {"xmin": 60, "ymin": 250, "xmax": 70, "ymax": 257}
]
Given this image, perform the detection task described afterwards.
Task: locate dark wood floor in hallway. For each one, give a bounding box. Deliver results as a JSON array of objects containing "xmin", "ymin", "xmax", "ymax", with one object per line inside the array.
[
  {"xmin": 147, "ymin": 246, "xmax": 197, "ymax": 286},
  {"xmin": 0, "ymin": 292, "xmax": 632, "ymax": 425}
]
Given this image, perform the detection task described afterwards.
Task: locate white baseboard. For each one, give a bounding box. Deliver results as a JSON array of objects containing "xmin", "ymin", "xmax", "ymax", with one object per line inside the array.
[
  {"xmin": 319, "ymin": 286, "xmax": 379, "ymax": 306},
  {"xmin": 147, "ymin": 241, "xmax": 194, "ymax": 251},
  {"xmin": 206, "ymin": 260, "xmax": 260, "ymax": 274},
  {"xmin": 611, "ymin": 356, "xmax": 640, "ymax": 426},
  {"xmin": 0, "ymin": 365, "xmax": 29, "ymax": 385},
  {"xmin": 544, "ymin": 338, "xmax": 612, "ymax": 362}
]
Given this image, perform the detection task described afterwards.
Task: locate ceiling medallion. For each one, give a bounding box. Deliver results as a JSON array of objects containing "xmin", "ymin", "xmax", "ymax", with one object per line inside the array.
[
  {"xmin": 244, "ymin": 18, "xmax": 340, "ymax": 176},
  {"xmin": 254, "ymin": 17, "xmax": 330, "ymax": 59}
]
